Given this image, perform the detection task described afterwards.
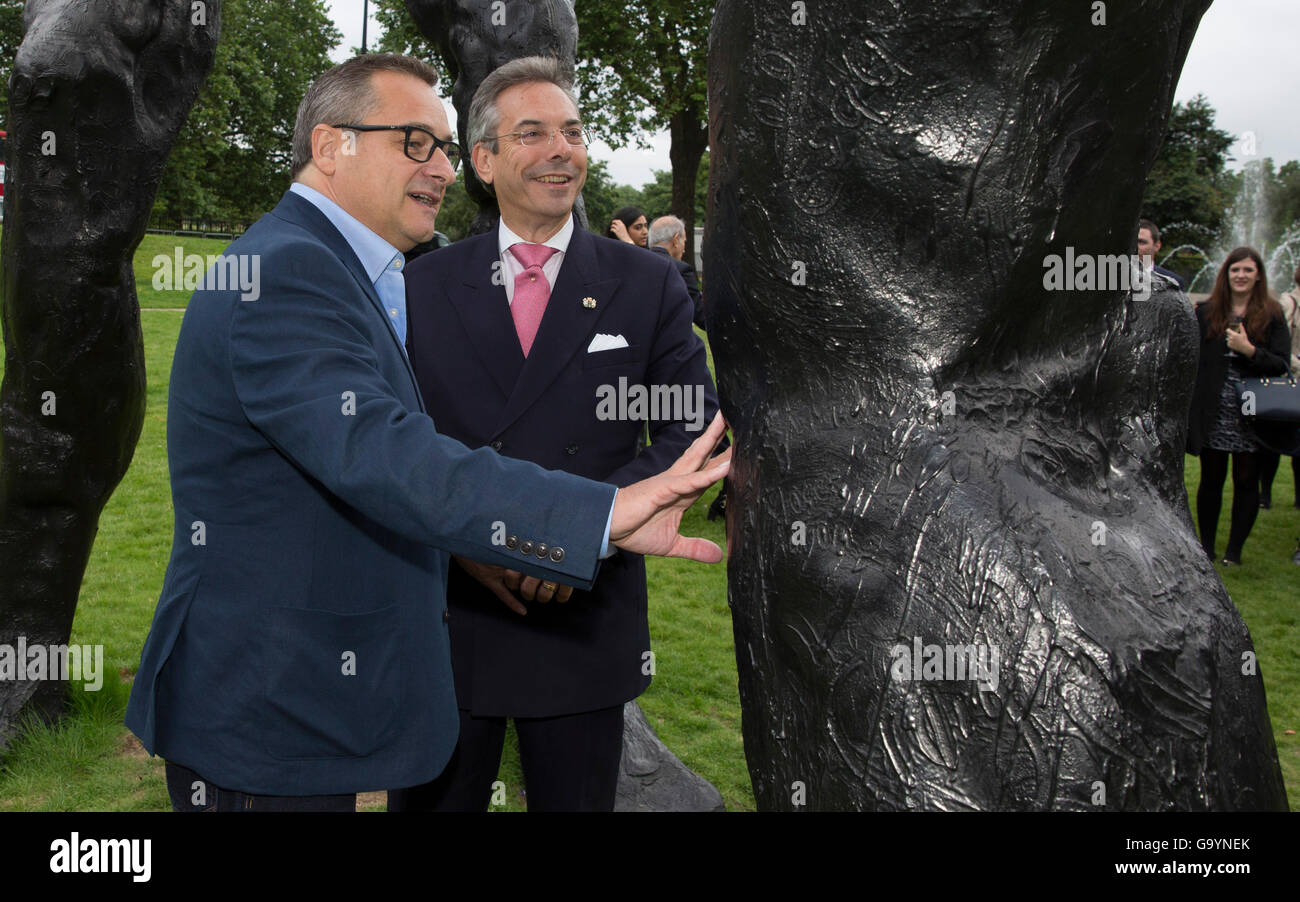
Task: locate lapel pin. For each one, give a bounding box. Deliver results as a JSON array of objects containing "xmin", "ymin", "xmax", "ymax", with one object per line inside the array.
[{"xmin": 582, "ymin": 296, "xmax": 597, "ymax": 310}]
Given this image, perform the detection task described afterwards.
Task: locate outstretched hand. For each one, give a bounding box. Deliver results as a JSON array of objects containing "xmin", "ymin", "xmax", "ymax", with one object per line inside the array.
[{"xmin": 610, "ymin": 413, "xmax": 731, "ymax": 561}]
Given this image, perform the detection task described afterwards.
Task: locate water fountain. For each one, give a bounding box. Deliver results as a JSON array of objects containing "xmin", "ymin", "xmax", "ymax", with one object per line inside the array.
[{"xmin": 1160, "ymin": 159, "xmax": 1300, "ymax": 293}]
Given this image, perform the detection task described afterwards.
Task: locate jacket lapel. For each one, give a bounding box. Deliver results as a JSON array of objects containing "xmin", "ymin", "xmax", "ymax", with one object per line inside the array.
[
  {"xmin": 445, "ymin": 233, "xmax": 525, "ymax": 400},
  {"xmin": 494, "ymin": 228, "xmax": 621, "ymax": 435},
  {"xmin": 272, "ymin": 191, "xmax": 426, "ymax": 412}
]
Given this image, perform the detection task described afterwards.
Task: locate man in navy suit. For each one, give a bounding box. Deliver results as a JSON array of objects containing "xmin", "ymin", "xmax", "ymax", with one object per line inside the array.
[
  {"xmin": 648, "ymin": 215, "xmax": 705, "ymax": 330},
  {"xmin": 394, "ymin": 57, "xmax": 720, "ymax": 811},
  {"xmin": 124, "ymin": 54, "xmax": 729, "ymax": 812}
]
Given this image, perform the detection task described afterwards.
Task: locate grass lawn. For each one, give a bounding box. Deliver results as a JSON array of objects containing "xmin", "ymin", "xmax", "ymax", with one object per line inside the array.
[
  {"xmin": 135, "ymin": 233, "xmax": 238, "ymax": 308},
  {"xmin": 0, "ymin": 245, "xmax": 1295, "ymax": 809}
]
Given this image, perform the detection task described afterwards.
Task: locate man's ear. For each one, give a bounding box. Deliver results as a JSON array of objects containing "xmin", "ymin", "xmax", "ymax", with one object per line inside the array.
[
  {"xmin": 312, "ymin": 124, "xmax": 347, "ymax": 177},
  {"xmin": 472, "ymin": 142, "xmax": 495, "ymax": 187}
]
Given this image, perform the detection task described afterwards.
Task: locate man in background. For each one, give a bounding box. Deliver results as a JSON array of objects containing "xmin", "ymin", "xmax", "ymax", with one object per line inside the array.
[
  {"xmin": 1138, "ymin": 218, "xmax": 1187, "ymax": 291},
  {"xmin": 649, "ymin": 214, "xmax": 705, "ymax": 330}
]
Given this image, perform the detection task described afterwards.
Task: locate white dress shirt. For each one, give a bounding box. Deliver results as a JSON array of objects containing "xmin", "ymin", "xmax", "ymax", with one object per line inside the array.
[{"xmin": 498, "ymin": 215, "xmax": 574, "ymax": 303}]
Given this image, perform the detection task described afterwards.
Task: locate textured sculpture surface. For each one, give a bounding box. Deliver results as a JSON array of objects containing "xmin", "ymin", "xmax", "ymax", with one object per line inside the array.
[
  {"xmin": 0, "ymin": 0, "xmax": 1287, "ymax": 812},
  {"xmin": 706, "ymin": 0, "xmax": 1288, "ymax": 810},
  {"xmin": 0, "ymin": 0, "xmax": 219, "ymax": 741},
  {"xmin": 616, "ymin": 701, "xmax": 727, "ymax": 812}
]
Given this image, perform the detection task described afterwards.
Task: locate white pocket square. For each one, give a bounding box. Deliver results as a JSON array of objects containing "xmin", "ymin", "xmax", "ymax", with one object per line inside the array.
[{"xmin": 587, "ymin": 333, "xmax": 629, "ymax": 353}]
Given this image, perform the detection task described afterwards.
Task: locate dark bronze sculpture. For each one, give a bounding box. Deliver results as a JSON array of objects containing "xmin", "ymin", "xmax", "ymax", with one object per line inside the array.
[
  {"xmin": 0, "ymin": 0, "xmax": 1287, "ymax": 812},
  {"xmin": 405, "ymin": 0, "xmax": 584, "ymax": 233},
  {"xmin": 0, "ymin": 0, "xmax": 219, "ymax": 742},
  {"xmin": 706, "ymin": 0, "xmax": 1288, "ymax": 810}
]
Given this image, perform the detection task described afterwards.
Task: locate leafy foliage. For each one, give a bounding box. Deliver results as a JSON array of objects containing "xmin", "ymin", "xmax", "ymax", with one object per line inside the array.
[
  {"xmin": 150, "ymin": 0, "xmax": 341, "ymax": 226},
  {"xmin": 634, "ymin": 152, "xmax": 708, "ymax": 227},
  {"xmin": 0, "ymin": 0, "xmax": 22, "ymax": 133},
  {"xmin": 1142, "ymin": 94, "xmax": 1237, "ymax": 251},
  {"xmin": 370, "ymin": 0, "xmax": 449, "ymax": 84},
  {"xmin": 577, "ymin": 1, "xmax": 711, "ymax": 258},
  {"xmin": 432, "ymin": 176, "xmax": 476, "ymax": 242},
  {"xmin": 580, "ymin": 159, "xmax": 644, "ymax": 237}
]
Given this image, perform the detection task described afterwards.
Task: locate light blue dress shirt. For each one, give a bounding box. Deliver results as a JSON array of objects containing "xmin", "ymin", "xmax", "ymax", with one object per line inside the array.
[
  {"xmin": 290, "ymin": 183, "xmax": 408, "ymax": 352},
  {"xmin": 287, "ymin": 182, "xmax": 615, "ymax": 556}
]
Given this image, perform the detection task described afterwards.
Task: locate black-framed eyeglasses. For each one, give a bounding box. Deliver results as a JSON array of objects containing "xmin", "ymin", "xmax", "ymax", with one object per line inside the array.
[
  {"xmin": 485, "ymin": 126, "xmax": 590, "ymax": 148},
  {"xmin": 332, "ymin": 123, "xmax": 461, "ymax": 170}
]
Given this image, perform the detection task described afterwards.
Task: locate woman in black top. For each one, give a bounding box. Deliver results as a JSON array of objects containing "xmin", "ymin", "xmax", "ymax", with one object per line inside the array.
[{"xmin": 1186, "ymin": 246, "xmax": 1292, "ymax": 564}]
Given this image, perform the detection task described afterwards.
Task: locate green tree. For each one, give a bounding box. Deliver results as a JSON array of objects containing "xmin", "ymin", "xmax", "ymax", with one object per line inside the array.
[
  {"xmin": 577, "ymin": 0, "xmax": 711, "ymax": 264},
  {"xmin": 0, "ymin": 0, "xmax": 22, "ymax": 134},
  {"xmin": 1267, "ymin": 159, "xmax": 1300, "ymax": 243},
  {"xmin": 633, "ymin": 151, "xmax": 708, "ymax": 227},
  {"xmin": 1142, "ymin": 94, "xmax": 1236, "ymax": 252},
  {"xmin": 152, "ymin": 0, "xmax": 341, "ymax": 226},
  {"xmin": 370, "ymin": 0, "xmax": 448, "ymax": 81},
  {"xmin": 581, "ymin": 158, "xmax": 642, "ymax": 236},
  {"xmin": 433, "ymin": 177, "xmax": 476, "ymax": 242}
]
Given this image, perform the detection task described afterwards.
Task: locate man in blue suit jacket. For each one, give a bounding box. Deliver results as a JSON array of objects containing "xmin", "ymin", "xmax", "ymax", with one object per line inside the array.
[
  {"xmin": 124, "ymin": 54, "xmax": 729, "ymax": 811},
  {"xmin": 393, "ymin": 57, "xmax": 720, "ymax": 811}
]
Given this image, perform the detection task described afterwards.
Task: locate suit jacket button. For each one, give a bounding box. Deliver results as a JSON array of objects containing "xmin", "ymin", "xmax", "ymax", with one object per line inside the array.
[
  {"xmin": 535, "ymin": 543, "xmax": 548, "ymax": 558},
  {"xmin": 565, "ymin": 443, "xmax": 578, "ymax": 455},
  {"xmin": 442, "ymin": 609, "xmax": 450, "ymax": 624},
  {"xmin": 490, "ymin": 440, "xmax": 503, "ymax": 452},
  {"xmin": 505, "ymin": 535, "xmax": 518, "ymax": 550},
  {"xmin": 549, "ymin": 547, "xmax": 565, "ymax": 563},
  {"xmin": 520, "ymin": 540, "xmax": 534, "ymax": 555}
]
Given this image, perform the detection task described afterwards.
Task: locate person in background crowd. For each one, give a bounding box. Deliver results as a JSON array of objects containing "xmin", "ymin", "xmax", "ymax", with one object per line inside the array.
[
  {"xmin": 648, "ymin": 214, "xmax": 704, "ymax": 329},
  {"xmin": 1185, "ymin": 247, "xmax": 1291, "ymax": 566},
  {"xmin": 1257, "ymin": 261, "xmax": 1300, "ymax": 511},
  {"xmin": 1137, "ymin": 218, "xmax": 1187, "ymax": 292},
  {"xmin": 607, "ymin": 205, "xmax": 648, "ymax": 246}
]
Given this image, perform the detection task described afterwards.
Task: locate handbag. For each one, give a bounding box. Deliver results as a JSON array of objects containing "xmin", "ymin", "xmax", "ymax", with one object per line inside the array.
[{"xmin": 1238, "ymin": 374, "xmax": 1300, "ymax": 423}]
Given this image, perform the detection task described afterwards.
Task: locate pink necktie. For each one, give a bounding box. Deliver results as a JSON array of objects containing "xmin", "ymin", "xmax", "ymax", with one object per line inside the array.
[{"xmin": 510, "ymin": 242, "xmax": 558, "ymax": 357}]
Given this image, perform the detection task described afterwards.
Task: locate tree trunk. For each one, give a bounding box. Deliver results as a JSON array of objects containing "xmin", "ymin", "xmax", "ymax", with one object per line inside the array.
[{"xmin": 669, "ymin": 104, "xmax": 708, "ymax": 269}]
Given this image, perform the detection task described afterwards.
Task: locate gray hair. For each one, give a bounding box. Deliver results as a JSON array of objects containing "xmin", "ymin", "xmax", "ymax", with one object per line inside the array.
[
  {"xmin": 649, "ymin": 215, "xmax": 686, "ymax": 248},
  {"xmin": 291, "ymin": 54, "xmax": 439, "ymax": 178},
  {"xmin": 467, "ymin": 56, "xmax": 579, "ymax": 155}
]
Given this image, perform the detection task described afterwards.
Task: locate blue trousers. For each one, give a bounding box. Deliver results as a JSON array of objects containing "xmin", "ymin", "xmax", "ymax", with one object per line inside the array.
[{"xmin": 165, "ymin": 760, "xmax": 356, "ymax": 812}]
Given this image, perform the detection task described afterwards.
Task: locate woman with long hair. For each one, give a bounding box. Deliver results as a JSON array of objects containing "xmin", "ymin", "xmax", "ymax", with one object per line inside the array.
[
  {"xmin": 607, "ymin": 205, "xmax": 648, "ymax": 246},
  {"xmin": 1186, "ymin": 246, "xmax": 1292, "ymax": 565}
]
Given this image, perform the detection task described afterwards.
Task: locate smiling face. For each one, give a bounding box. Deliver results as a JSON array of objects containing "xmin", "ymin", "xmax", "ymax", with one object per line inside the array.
[
  {"xmin": 1227, "ymin": 257, "xmax": 1260, "ymax": 299},
  {"xmin": 318, "ymin": 70, "xmax": 456, "ymax": 251},
  {"xmin": 472, "ymin": 80, "xmax": 587, "ymax": 241}
]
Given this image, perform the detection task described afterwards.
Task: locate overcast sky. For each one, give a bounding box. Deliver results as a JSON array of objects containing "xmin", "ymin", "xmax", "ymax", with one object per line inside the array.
[{"xmin": 325, "ymin": 0, "xmax": 1298, "ymax": 187}]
